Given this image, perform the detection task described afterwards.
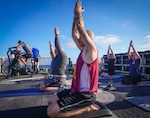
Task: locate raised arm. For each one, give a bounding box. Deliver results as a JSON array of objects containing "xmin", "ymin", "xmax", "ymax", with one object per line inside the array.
[
  {"xmin": 107, "ymin": 45, "xmax": 115, "ymax": 59},
  {"xmin": 54, "ymin": 27, "xmax": 63, "ymax": 55},
  {"xmin": 9, "ymin": 44, "xmax": 21, "ymax": 51},
  {"xmin": 107, "ymin": 45, "xmax": 110, "ymax": 59},
  {"xmin": 49, "ymin": 40, "xmax": 56, "ymax": 58},
  {"xmin": 74, "ymin": 0, "xmax": 96, "ymax": 51},
  {"xmin": 130, "ymin": 41, "xmax": 141, "ymax": 60},
  {"xmin": 110, "ymin": 45, "xmax": 116, "ymax": 59},
  {"xmin": 128, "ymin": 41, "xmax": 132, "ymax": 59},
  {"xmin": 72, "ymin": 17, "xmax": 82, "ymax": 50},
  {"xmin": 72, "ymin": 0, "xmax": 85, "ymax": 50}
]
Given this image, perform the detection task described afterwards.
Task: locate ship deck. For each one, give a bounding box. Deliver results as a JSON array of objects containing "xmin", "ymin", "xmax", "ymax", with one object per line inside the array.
[{"xmin": 0, "ymin": 73, "xmax": 150, "ymax": 118}]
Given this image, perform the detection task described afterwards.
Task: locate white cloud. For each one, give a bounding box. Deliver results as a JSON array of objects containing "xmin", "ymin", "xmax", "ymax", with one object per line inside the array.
[
  {"xmin": 140, "ymin": 43, "xmax": 150, "ymax": 50},
  {"xmin": 94, "ymin": 34, "xmax": 121, "ymax": 46},
  {"xmin": 145, "ymin": 35, "xmax": 150, "ymax": 40},
  {"xmin": 139, "ymin": 34, "xmax": 150, "ymax": 50},
  {"xmin": 121, "ymin": 21, "xmax": 130, "ymax": 29},
  {"xmin": 60, "ymin": 35, "xmax": 67, "ymax": 40},
  {"xmin": 63, "ymin": 41, "xmax": 76, "ymax": 48},
  {"xmin": 59, "ymin": 35, "xmax": 77, "ymax": 48}
]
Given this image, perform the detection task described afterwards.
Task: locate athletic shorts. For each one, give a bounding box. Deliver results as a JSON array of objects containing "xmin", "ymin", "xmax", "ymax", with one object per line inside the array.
[
  {"xmin": 34, "ymin": 58, "xmax": 39, "ymax": 62},
  {"xmin": 22, "ymin": 53, "xmax": 32, "ymax": 58},
  {"xmin": 44, "ymin": 76, "xmax": 66, "ymax": 88},
  {"xmin": 121, "ymin": 75, "xmax": 142, "ymax": 85},
  {"xmin": 57, "ymin": 89, "xmax": 96, "ymax": 112}
]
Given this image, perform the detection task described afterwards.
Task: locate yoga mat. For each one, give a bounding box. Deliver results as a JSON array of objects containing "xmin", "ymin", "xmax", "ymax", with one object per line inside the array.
[
  {"xmin": 125, "ymin": 96, "xmax": 150, "ymax": 112},
  {"xmin": 0, "ymin": 106, "xmax": 48, "ymax": 118},
  {"xmin": 0, "ymin": 88, "xmax": 62, "ymax": 97},
  {"xmin": 99, "ymin": 74, "xmax": 124, "ymax": 80},
  {"xmin": 0, "ymin": 102, "xmax": 112, "ymax": 118},
  {"xmin": 72, "ymin": 101, "xmax": 112, "ymax": 118}
]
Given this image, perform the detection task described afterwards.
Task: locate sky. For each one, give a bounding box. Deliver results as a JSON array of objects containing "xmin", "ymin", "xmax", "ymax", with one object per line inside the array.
[{"xmin": 0, "ymin": 0, "xmax": 150, "ymax": 64}]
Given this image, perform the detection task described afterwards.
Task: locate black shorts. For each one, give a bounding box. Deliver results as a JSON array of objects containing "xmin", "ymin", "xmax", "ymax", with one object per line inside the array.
[
  {"xmin": 22, "ymin": 53, "xmax": 32, "ymax": 58},
  {"xmin": 121, "ymin": 75, "xmax": 142, "ymax": 85},
  {"xmin": 34, "ymin": 58, "xmax": 39, "ymax": 62},
  {"xmin": 57, "ymin": 89, "xmax": 96, "ymax": 112},
  {"xmin": 44, "ymin": 77, "xmax": 66, "ymax": 87}
]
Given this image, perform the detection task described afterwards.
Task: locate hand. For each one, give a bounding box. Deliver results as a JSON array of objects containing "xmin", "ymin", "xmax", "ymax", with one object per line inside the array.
[
  {"xmin": 8, "ymin": 47, "xmax": 12, "ymax": 50},
  {"xmin": 49, "ymin": 40, "xmax": 52, "ymax": 46},
  {"xmin": 54, "ymin": 27, "xmax": 59, "ymax": 35},
  {"xmin": 130, "ymin": 40, "xmax": 133, "ymax": 47},
  {"xmin": 74, "ymin": 0, "xmax": 84, "ymax": 16},
  {"xmin": 109, "ymin": 44, "xmax": 111, "ymax": 49}
]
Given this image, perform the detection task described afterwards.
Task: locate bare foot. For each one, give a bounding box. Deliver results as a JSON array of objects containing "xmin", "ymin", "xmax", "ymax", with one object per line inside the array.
[{"xmin": 86, "ymin": 104, "xmax": 100, "ymax": 112}]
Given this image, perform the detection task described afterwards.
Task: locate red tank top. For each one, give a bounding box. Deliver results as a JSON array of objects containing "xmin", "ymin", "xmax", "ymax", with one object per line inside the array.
[{"xmin": 70, "ymin": 51, "xmax": 99, "ymax": 94}]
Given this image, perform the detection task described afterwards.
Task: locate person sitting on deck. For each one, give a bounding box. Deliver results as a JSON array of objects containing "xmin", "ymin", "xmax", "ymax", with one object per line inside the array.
[
  {"xmin": 46, "ymin": 0, "xmax": 100, "ymax": 118},
  {"xmin": 101, "ymin": 44, "xmax": 116, "ymax": 77},
  {"xmin": 121, "ymin": 40, "xmax": 142, "ymax": 85},
  {"xmin": 39, "ymin": 27, "xmax": 67, "ymax": 92},
  {"xmin": 49, "ymin": 40, "xmax": 56, "ymax": 73}
]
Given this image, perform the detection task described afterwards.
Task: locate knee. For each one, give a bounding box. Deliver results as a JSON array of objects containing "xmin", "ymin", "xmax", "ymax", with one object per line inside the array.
[
  {"xmin": 39, "ymin": 83, "xmax": 46, "ymax": 91},
  {"xmin": 48, "ymin": 95, "xmax": 58, "ymax": 105},
  {"xmin": 47, "ymin": 106, "xmax": 53, "ymax": 117},
  {"xmin": 47, "ymin": 106, "xmax": 57, "ymax": 118},
  {"xmin": 44, "ymin": 74, "xmax": 49, "ymax": 80}
]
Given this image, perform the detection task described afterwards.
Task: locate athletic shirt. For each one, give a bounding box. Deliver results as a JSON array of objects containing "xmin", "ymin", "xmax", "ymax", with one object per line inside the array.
[
  {"xmin": 21, "ymin": 42, "xmax": 32, "ymax": 55},
  {"xmin": 52, "ymin": 35, "xmax": 67, "ymax": 75},
  {"xmin": 70, "ymin": 51, "xmax": 99, "ymax": 94},
  {"xmin": 32, "ymin": 48, "xmax": 39, "ymax": 59},
  {"xmin": 129, "ymin": 58, "xmax": 141, "ymax": 76},
  {"xmin": 107, "ymin": 58, "xmax": 115, "ymax": 75}
]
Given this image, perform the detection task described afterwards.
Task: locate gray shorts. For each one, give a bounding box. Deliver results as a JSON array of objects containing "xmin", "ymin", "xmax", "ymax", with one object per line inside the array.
[
  {"xmin": 44, "ymin": 76, "xmax": 66, "ymax": 87},
  {"xmin": 57, "ymin": 89, "xmax": 96, "ymax": 112}
]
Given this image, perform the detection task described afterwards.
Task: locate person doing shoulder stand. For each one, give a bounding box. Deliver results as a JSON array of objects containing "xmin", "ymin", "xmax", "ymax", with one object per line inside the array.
[{"xmin": 46, "ymin": 0, "xmax": 100, "ymax": 118}]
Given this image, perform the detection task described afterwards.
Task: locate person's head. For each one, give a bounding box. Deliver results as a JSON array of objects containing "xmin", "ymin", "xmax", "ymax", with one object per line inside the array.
[
  {"xmin": 86, "ymin": 30, "xmax": 94, "ymax": 40},
  {"xmin": 130, "ymin": 52, "xmax": 137, "ymax": 60},
  {"xmin": 108, "ymin": 54, "xmax": 114, "ymax": 59},
  {"xmin": 54, "ymin": 48, "xmax": 64, "ymax": 56},
  {"xmin": 18, "ymin": 40, "xmax": 23, "ymax": 45},
  {"xmin": 78, "ymin": 30, "xmax": 94, "ymax": 47},
  {"xmin": 54, "ymin": 49, "xmax": 58, "ymax": 56}
]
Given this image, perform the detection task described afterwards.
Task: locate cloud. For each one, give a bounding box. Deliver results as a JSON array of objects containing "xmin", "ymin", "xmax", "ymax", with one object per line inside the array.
[
  {"xmin": 94, "ymin": 34, "xmax": 121, "ymax": 46},
  {"xmin": 60, "ymin": 35, "xmax": 66, "ymax": 40},
  {"xmin": 121, "ymin": 21, "xmax": 130, "ymax": 29},
  {"xmin": 145, "ymin": 35, "xmax": 150, "ymax": 40},
  {"xmin": 140, "ymin": 43, "xmax": 150, "ymax": 50},
  {"xmin": 120, "ymin": 20, "xmax": 139, "ymax": 30},
  {"xmin": 140, "ymin": 35, "xmax": 150, "ymax": 50},
  {"xmin": 61, "ymin": 34, "xmax": 122, "ymax": 49},
  {"xmin": 63, "ymin": 41, "xmax": 76, "ymax": 48}
]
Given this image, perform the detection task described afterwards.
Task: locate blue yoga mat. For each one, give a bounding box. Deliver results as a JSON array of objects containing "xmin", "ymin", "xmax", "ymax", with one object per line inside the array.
[
  {"xmin": 125, "ymin": 96, "xmax": 150, "ymax": 112},
  {"xmin": 99, "ymin": 74, "xmax": 124, "ymax": 80},
  {"xmin": 0, "ymin": 88, "xmax": 62, "ymax": 97}
]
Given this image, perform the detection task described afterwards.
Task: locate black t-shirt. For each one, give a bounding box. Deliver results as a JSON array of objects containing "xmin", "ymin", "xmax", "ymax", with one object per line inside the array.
[{"xmin": 107, "ymin": 58, "xmax": 115, "ymax": 75}]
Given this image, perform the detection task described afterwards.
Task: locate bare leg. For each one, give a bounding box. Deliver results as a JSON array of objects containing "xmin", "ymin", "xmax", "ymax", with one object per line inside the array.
[
  {"xmin": 44, "ymin": 74, "xmax": 49, "ymax": 80},
  {"xmin": 49, "ymin": 104, "xmax": 100, "ymax": 118},
  {"xmin": 39, "ymin": 82, "xmax": 60, "ymax": 92},
  {"xmin": 48, "ymin": 94, "xmax": 59, "ymax": 105},
  {"xmin": 19, "ymin": 56, "xmax": 27, "ymax": 66}
]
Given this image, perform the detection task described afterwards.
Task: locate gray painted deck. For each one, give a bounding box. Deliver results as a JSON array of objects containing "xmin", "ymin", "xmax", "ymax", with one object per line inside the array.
[{"xmin": 0, "ymin": 74, "xmax": 150, "ymax": 118}]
